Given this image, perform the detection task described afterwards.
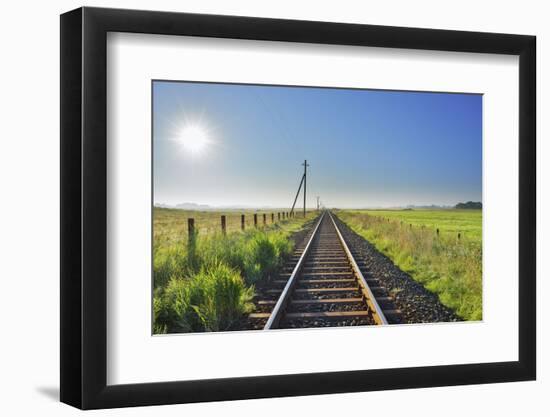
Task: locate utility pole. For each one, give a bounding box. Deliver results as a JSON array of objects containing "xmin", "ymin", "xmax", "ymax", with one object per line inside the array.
[
  {"xmin": 302, "ymin": 160, "xmax": 309, "ymax": 217},
  {"xmin": 316, "ymin": 196, "xmax": 320, "ymax": 211},
  {"xmin": 290, "ymin": 160, "xmax": 310, "ymax": 217}
]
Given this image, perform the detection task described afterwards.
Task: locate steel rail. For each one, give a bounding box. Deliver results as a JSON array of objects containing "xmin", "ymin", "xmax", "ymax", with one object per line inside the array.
[
  {"xmin": 263, "ymin": 211, "xmax": 326, "ymax": 329},
  {"xmin": 327, "ymin": 211, "xmax": 389, "ymax": 325}
]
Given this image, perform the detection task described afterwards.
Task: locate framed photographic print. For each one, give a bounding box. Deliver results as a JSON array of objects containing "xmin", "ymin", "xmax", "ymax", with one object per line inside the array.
[{"xmin": 60, "ymin": 7, "xmax": 536, "ymax": 409}]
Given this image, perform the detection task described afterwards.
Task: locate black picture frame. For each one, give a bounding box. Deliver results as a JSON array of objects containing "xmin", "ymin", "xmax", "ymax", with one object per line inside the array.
[{"xmin": 60, "ymin": 6, "xmax": 536, "ymax": 410}]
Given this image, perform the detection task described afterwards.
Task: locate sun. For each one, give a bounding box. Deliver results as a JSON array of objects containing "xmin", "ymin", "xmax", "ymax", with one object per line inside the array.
[{"xmin": 177, "ymin": 124, "xmax": 211, "ymax": 155}]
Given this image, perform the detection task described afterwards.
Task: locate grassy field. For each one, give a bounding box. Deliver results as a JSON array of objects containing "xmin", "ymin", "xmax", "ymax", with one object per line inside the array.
[
  {"xmin": 335, "ymin": 209, "xmax": 482, "ymax": 321},
  {"xmin": 347, "ymin": 209, "xmax": 482, "ymax": 240},
  {"xmin": 153, "ymin": 207, "xmax": 317, "ymax": 334},
  {"xmin": 154, "ymin": 208, "xmax": 293, "ymax": 242}
]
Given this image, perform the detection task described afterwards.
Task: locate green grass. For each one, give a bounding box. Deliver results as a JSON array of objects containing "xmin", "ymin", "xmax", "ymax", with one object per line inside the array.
[
  {"xmin": 349, "ymin": 209, "xmax": 482, "ymax": 241},
  {"xmin": 154, "ymin": 262, "xmax": 255, "ymax": 333},
  {"xmin": 335, "ymin": 209, "xmax": 482, "ymax": 321},
  {"xmin": 153, "ymin": 208, "xmax": 316, "ymax": 334},
  {"xmin": 154, "ymin": 208, "xmax": 289, "ymax": 241}
]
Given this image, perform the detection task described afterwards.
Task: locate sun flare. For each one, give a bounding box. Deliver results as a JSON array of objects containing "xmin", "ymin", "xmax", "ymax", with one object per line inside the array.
[{"xmin": 177, "ymin": 124, "xmax": 211, "ymax": 155}]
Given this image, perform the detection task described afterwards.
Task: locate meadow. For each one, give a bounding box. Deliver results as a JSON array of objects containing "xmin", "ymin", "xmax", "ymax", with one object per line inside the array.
[
  {"xmin": 335, "ymin": 209, "xmax": 482, "ymax": 321},
  {"xmin": 153, "ymin": 207, "xmax": 316, "ymax": 334}
]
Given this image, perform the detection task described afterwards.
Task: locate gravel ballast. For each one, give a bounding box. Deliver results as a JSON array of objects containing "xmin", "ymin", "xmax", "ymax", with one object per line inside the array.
[{"xmin": 332, "ymin": 214, "xmax": 461, "ymax": 324}]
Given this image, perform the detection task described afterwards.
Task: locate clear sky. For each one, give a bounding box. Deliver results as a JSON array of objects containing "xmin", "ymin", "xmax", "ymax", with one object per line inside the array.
[{"xmin": 153, "ymin": 81, "xmax": 482, "ymax": 208}]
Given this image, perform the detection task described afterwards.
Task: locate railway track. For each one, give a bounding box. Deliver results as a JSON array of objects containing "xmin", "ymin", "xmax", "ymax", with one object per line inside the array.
[{"xmin": 249, "ymin": 210, "xmax": 401, "ymax": 329}]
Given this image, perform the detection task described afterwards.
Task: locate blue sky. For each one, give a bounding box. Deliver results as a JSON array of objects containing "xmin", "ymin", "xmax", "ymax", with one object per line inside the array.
[{"xmin": 153, "ymin": 81, "xmax": 482, "ymax": 208}]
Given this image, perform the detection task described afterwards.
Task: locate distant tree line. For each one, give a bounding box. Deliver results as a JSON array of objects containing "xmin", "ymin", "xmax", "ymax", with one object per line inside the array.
[{"xmin": 455, "ymin": 201, "xmax": 482, "ymax": 209}]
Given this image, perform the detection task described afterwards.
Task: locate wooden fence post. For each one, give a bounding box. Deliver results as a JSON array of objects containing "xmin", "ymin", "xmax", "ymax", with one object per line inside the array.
[
  {"xmin": 278, "ymin": 212, "xmax": 280, "ymax": 221},
  {"xmin": 458, "ymin": 232, "xmax": 461, "ymax": 240},
  {"xmin": 221, "ymin": 215, "xmax": 226, "ymax": 235},
  {"xmin": 436, "ymin": 228, "xmax": 440, "ymax": 236},
  {"xmin": 271, "ymin": 213, "xmax": 274, "ymax": 223},
  {"xmin": 188, "ymin": 218, "xmax": 195, "ymax": 242},
  {"xmin": 263, "ymin": 213, "xmax": 266, "ymax": 226},
  {"xmin": 254, "ymin": 214, "xmax": 258, "ymax": 228},
  {"xmin": 241, "ymin": 214, "xmax": 245, "ymax": 231}
]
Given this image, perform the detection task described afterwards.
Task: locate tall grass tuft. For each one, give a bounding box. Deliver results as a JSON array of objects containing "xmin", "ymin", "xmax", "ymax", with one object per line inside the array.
[
  {"xmin": 243, "ymin": 232, "xmax": 293, "ymax": 284},
  {"xmin": 336, "ymin": 211, "xmax": 482, "ymax": 321},
  {"xmin": 155, "ymin": 262, "xmax": 254, "ymax": 333}
]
